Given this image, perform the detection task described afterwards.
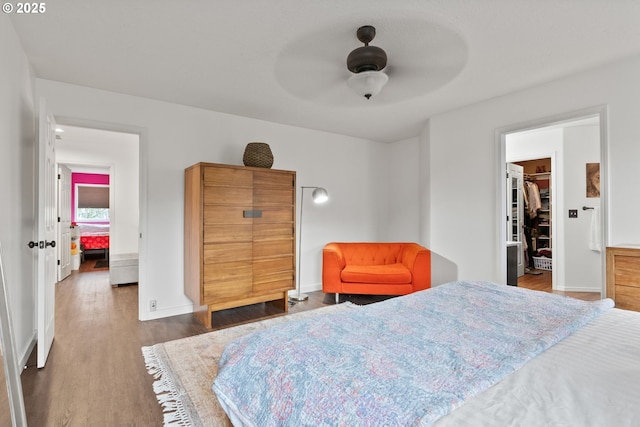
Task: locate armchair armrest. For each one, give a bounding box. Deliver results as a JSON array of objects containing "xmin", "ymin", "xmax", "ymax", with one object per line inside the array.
[
  {"xmin": 401, "ymin": 243, "xmax": 431, "ymax": 291},
  {"xmin": 322, "ymin": 243, "xmax": 346, "ymax": 293}
]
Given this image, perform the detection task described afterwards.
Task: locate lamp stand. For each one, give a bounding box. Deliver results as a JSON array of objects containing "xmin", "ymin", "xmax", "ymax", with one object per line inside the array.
[{"xmin": 290, "ymin": 187, "xmax": 309, "ymax": 302}]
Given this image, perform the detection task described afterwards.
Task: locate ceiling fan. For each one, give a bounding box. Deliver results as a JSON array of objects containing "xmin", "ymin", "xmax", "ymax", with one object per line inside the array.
[
  {"xmin": 274, "ymin": 19, "xmax": 468, "ymax": 105},
  {"xmin": 346, "ymin": 25, "xmax": 389, "ymax": 99}
]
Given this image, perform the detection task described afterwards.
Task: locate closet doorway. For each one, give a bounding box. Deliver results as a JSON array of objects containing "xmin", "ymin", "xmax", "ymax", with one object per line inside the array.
[
  {"xmin": 502, "ymin": 112, "xmax": 605, "ymax": 296},
  {"xmin": 510, "ymin": 158, "xmax": 553, "ymax": 287}
]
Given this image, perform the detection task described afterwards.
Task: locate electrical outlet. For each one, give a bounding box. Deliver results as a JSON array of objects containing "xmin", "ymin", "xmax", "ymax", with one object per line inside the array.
[
  {"xmin": 568, "ymin": 209, "xmax": 578, "ymax": 218},
  {"xmin": 150, "ymin": 300, "xmax": 157, "ymax": 311}
]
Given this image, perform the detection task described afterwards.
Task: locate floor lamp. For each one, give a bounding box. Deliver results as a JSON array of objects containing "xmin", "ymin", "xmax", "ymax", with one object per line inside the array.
[{"xmin": 290, "ymin": 186, "xmax": 329, "ymax": 302}]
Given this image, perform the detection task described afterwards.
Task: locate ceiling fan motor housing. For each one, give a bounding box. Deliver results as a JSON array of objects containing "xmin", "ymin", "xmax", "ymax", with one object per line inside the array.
[
  {"xmin": 347, "ymin": 25, "xmax": 388, "ymax": 73},
  {"xmin": 347, "ymin": 46, "xmax": 387, "ymax": 72}
]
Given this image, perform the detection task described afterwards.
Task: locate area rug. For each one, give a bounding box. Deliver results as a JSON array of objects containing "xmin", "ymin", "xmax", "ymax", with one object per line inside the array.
[
  {"xmin": 94, "ymin": 259, "xmax": 109, "ymax": 269},
  {"xmin": 142, "ymin": 303, "xmax": 353, "ymax": 427}
]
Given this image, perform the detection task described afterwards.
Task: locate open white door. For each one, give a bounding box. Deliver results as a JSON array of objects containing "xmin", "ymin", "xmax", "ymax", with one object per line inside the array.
[
  {"xmin": 37, "ymin": 98, "xmax": 57, "ymax": 368},
  {"xmin": 506, "ymin": 163, "xmax": 524, "ymax": 276},
  {"xmin": 57, "ymin": 165, "xmax": 72, "ymax": 281}
]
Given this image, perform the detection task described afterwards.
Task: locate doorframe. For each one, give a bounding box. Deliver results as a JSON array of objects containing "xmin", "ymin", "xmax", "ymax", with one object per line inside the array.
[
  {"xmin": 53, "ymin": 116, "xmax": 148, "ymax": 318},
  {"xmin": 496, "ymin": 105, "xmax": 609, "ymax": 297}
]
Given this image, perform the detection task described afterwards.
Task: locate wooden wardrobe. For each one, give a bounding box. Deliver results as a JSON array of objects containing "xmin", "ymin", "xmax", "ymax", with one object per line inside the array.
[{"xmin": 184, "ymin": 162, "xmax": 296, "ymax": 327}]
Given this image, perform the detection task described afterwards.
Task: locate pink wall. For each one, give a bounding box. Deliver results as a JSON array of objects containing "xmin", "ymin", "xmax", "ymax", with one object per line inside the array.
[{"xmin": 71, "ymin": 173, "xmax": 110, "ymax": 223}]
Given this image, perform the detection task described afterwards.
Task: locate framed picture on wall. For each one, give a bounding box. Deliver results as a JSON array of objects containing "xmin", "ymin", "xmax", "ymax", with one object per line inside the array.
[{"xmin": 586, "ymin": 163, "xmax": 600, "ymax": 198}]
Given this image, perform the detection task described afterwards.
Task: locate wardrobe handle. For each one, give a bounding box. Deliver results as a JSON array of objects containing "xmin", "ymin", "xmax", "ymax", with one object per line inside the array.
[{"xmin": 243, "ymin": 210, "xmax": 263, "ymax": 218}]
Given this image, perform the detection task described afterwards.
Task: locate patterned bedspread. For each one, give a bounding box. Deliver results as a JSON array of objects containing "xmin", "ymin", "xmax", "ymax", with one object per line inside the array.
[{"xmin": 213, "ymin": 280, "xmax": 613, "ymax": 427}]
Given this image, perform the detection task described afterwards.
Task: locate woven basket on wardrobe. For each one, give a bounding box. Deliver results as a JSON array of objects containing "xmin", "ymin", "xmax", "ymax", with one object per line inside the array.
[{"xmin": 242, "ymin": 142, "xmax": 274, "ymax": 168}]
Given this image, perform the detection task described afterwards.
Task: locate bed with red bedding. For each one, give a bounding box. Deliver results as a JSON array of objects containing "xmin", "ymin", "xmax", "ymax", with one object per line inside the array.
[{"xmin": 78, "ymin": 223, "xmax": 109, "ymax": 260}]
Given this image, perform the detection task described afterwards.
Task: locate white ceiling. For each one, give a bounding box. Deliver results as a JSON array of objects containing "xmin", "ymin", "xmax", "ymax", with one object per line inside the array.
[{"xmin": 9, "ymin": 0, "xmax": 640, "ymax": 142}]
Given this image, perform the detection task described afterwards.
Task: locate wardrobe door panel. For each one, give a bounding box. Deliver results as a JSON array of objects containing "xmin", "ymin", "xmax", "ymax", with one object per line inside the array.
[
  {"xmin": 203, "ymin": 278, "xmax": 252, "ymax": 302},
  {"xmin": 204, "ymin": 242, "xmax": 252, "ymax": 264},
  {"xmin": 253, "ymin": 240, "xmax": 294, "ymax": 259},
  {"xmin": 258, "ymin": 206, "xmax": 295, "ymax": 223},
  {"xmin": 204, "ymin": 261, "xmax": 252, "ymax": 282},
  {"xmin": 253, "ymin": 170, "xmax": 294, "ymax": 188},
  {"xmin": 204, "ymin": 205, "xmax": 252, "ymax": 224},
  {"xmin": 253, "ymin": 223, "xmax": 293, "ymax": 241},
  {"xmin": 204, "ymin": 224, "xmax": 253, "ymax": 243},
  {"xmin": 204, "ymin": 167, "xmax": 252, "ymax": 186},
  {"xmin": 254, "ymin": 188, "xmax": 294, "ymax": 205},
  {"xmin": 203, "ymin": 186, "xmax": 252, "ymax": 205}
]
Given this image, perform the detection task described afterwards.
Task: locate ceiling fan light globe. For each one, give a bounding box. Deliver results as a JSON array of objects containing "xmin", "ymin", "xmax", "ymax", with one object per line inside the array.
[{"xmin": 347, "ymin": 71, "xmax": 389, "ymax": 99}]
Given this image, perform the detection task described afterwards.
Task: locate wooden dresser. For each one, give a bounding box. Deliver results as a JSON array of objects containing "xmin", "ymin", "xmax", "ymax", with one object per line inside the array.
[
  {"xmin": 606, "ymin": 246, "xmax": 640, "ymax": 312},
  {"xmin": 184, "ymin": 162, "xmax": 296, "ymax": 327}
]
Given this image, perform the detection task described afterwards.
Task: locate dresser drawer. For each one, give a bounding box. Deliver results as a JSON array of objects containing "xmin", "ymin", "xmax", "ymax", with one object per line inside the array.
[
  {"xmin": 613, "ymin": 285, "xmax": 640, "ymax": 311},
  {"xmin": 607, "ymin": 246, "xmax": 640, "ymax": 312},
  {"xmin": 614, "ymin": 255, "xmax": 640, "ymax": 288}
]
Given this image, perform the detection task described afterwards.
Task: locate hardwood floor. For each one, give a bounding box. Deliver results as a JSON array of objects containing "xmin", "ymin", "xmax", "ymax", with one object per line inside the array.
[
  {"xmin": 20, "ymin": 266, "xmax": 601, "ymax": 426},
  {"xmin": 22, "ymin": 267, "xmax": 209, "ymax": 427},
  {"xmin": 517, "ymin": 269, "xmax": 601, "ymax": 301},
  {"xmin": 19, "ymin": 267, "xmax": 357, "ymax": 427}
]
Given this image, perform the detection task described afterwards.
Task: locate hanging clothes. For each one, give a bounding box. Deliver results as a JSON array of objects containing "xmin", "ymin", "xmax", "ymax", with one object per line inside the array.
[{"xmin": 524, "ymin": 181, "xmax": 541, "ymax": 218}]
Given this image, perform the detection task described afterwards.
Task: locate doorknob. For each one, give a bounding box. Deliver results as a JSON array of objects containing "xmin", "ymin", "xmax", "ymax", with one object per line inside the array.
[{"xmin": 27, "ymin": 241, "xmax": 56, "ymax": 249}]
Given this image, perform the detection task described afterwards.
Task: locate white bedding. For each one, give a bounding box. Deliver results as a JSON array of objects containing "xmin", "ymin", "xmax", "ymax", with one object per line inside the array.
[
  {"xmin": 434, "ymin": 307, "xmax": 640, "ymax": 427},
  {"xmin": 78, "ymin": 223, "xmax": 109, "ymax": 236}
]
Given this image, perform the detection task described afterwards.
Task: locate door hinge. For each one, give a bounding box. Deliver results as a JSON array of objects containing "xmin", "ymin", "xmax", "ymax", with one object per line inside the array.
[
  {"xmin": 58, "ymin": 173, "xmax": 61, "ymax": 179},
  {"xmin": 58, "ymin": 217, "xmax": 60, "ymax": 222},
  {"xmin": 57, "ymin": 260, "xmax": 60, "ymax": 265}
]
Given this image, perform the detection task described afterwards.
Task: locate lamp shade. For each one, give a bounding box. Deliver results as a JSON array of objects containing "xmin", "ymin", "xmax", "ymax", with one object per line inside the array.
[
  {"xmin": 311, "ymin": 187, "xmax": 329, "ymax": 203},
  {"xmin": 347, "ymin": 71, "xmax": 389, "ymax": 99}
]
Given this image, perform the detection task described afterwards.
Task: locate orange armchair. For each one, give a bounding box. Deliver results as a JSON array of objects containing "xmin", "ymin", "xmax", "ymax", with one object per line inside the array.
[{"xmin": 322, "ymin": 242, "xmax": 431, "ymax": 303}]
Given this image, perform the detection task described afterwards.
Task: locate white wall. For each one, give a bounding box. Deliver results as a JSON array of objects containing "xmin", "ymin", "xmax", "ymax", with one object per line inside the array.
[
  {"xmin": 36, "ymin": 79, "xmax": 388, "ymax": 320},
  {"xmin": 424, "ymin": 54, "xmax": 640, "ymax": 285},
  {"xmin": 384, "ymin": 137, "xmax": 420, "ymax": 241},
  {"xmin": 0, "ymin": 14, "xmax": 37, "ymax": 364},
  {"xmin": 56, "ymin": 127, "xmax": 140, "ymax": 255},
  {"xmin": 563, "ymin": 125, "xmax": 601, "ymax": 291}
]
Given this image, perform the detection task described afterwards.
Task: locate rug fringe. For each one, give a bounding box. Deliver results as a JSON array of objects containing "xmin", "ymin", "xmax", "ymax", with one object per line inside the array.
[{"xmin": 142, "ymin": 346, "xmax": 193, "ymax": 427}]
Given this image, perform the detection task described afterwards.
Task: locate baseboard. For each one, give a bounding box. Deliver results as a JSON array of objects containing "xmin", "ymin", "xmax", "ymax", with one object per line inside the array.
[
  {"xmin": 140, "ymin": 303, "xmax": 194, "ymax": 321},
  {"xmin": 288, "ymin": 282, "xmax": 322, "ymax": 297},
  {"xmin": 19, "ymin": 332, "xmax": 37, "ymax": 372},
  {"xmin": 556, "ymin": 285, "xmax": 602, "ymax": 293}
]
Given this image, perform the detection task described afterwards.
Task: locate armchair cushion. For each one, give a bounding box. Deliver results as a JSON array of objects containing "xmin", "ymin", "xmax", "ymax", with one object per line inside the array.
[{"xmin": 341, "ymin": 263, "xmax": 412, "ymax": 284}]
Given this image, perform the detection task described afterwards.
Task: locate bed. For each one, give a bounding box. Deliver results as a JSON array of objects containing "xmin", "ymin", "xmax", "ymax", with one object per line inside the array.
[
  {"xmin": 78, "ymin": 223, "xmax": 110, "ymax": 260},
  {"xmin": 212, "ymin": 280, "xmax": 640, "ymax": 426}
]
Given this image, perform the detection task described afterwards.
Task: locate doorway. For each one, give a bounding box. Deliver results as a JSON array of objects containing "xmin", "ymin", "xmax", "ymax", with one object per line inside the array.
[
  {"xmin": 500, "ymin": 109, "xmax": 607, "ymax": 296},
  {"xmin": 54, "ymin": 125, "xmax": 140, "ymax": 291}
]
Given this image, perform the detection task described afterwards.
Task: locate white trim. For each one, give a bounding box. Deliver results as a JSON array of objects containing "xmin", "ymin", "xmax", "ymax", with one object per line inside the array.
[
  {"xmin": 289, "ymin": 282, "xmax": 323, "ymax": 297},
  {"xmin": 496, "ymin": 106, "xmax": 608, "ymax": 297}
]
